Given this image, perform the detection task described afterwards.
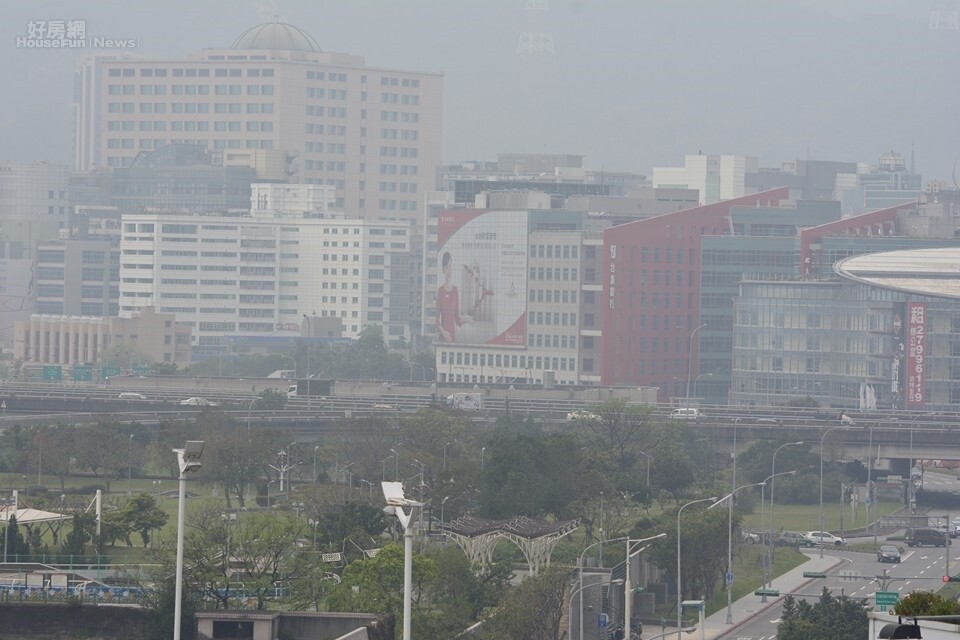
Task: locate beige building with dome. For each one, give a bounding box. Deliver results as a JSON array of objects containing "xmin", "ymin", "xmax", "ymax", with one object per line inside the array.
[{"xmin": 73, "ymin": 20, "xmax": 443, "ymax": 223}]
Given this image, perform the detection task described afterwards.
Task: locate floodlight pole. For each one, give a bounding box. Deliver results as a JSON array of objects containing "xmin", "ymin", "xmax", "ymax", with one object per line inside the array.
[
  {"xmin": 173, "ymin": 442, "xmax": 203, "ymax": 640},
  {"xmin": 403, "ymin": 509, "xmax": 413, "ymax": 640}
]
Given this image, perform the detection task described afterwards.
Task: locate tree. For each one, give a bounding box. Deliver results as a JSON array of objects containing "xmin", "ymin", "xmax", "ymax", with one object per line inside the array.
[
  {"xmin": 473, "ymin": 565, "xmax": 568, "ymax": 640},
  {"xmin": 253, "ymin": 388, "xmax": 287, "ymax": 410},
  {"xmin": 894, "ymin": 590, "xmax": 960, "ymax": 616},
  {"xmin": 328, "ymin": 542, "xmax": 437, "ymax": 625},
  {"xmin": 650, "ymin": 442, "xmax": 696, "ymax": 501},
  {"xmin": 778, "ymin": 589, "xmax": 868, "ymax": 640},
  {"xmin": 98, "ymin": 344, "xmax": 153, "ymax": 370},
  {"xmin": 580, "ymin": 400, "xmax": 657, "ymax": 471},
  {"xmin": 123, "ymin": 493, "xmax": 168, "ymax": 546},
  {"xmin": 645, "ymin": 504, "xmax": 733, "ymax": 602},
  {"xmin": 74, "ymin": 422, "xmax": 132, "ymax": 492}
]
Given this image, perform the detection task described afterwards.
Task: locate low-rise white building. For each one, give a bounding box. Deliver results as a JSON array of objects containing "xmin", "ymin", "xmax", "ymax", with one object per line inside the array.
[{"xmin": 119, "ymin": 210, "xmax": 411, "ymax": 355}]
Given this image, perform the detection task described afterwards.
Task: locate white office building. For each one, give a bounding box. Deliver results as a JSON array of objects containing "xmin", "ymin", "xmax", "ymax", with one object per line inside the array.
[
  {"xmin": 119, "ymin": 210, "xmax": 411, "ymax": 354},
  {"xmin": 73, "ymin": 20, "xmax": 443, "ymax": 224},
  {"xmin": 652, "ymin": 154, "xmax": 758, "ymax": 205}
]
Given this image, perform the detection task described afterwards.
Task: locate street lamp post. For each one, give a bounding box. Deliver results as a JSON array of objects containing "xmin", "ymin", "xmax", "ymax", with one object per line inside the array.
[
  {"xmin": 440, "ymin": 495, "xmax": 450, "ymax": 529},
  {"xmin": 359, "ymin": 479, "xmax": 374, "ymax": 497},
  {"xmin": 819, "ymin": 426, "xmax": 849, "ymax": 558},
  {"xmin": 382, "ymin": 455, "xmax": 393, "ymax": 482},
  {"xmin": 572, "ymin": 536, "xmax": 628, "ymax": 640},
  {"xmin": 390, "ymin": 448, "xmax": 400, "ymax": 481},
  {"xmin": 677, "ymin": 497, "xmax": 717, "ymax": 640},
  {"xmin": 693, "ymin": 372, "xmax": 713, "ymax": 401},
  {"xmin": 623, "ymin": 533, "xmax": 667, "ymax": 640},
  {"xmin": 637, "ymin": 450, "xmax": 651, "ymax": 488},
  {"xmin": 246, "ymin": 397, "xmax": 256, "ymax": 432},
  {"xmin": 710, "ymin": 481, "xmax": 766, "ymax": 624},
  {"xmin": 127, "ymin": 434, "xmax": 134, "ymax": 497},
  {"xmin": 769, "ymin": 441, "xmax": 803, "ymax": 583},
  {"xmin": 568, "ymin": 578, "xmax": 625, "ymax": 640},
  {"xmin": 443, "ymin": 441, "xmax": 456, "ymax": 471},
  {"xmin": 480, "ymin": 446, "xmax": 485, "ymax": 471},
  {"xmin": 313, "ymin": 446, "xmax": 320, "ymax": 483},
  {"xmin": 381, "ymin": 481, "xmax": 423, "ymax": 640},
  {"xmin": 172, "ymin": 441, "xmax": 204, "ymax": 640},
  {"xmin": 685, "ymin": 323, "xmax": 707, "ymax": 406},
  {"xmin": 759, "ymin": 469, "xmax": 797, "ymax": 595}
]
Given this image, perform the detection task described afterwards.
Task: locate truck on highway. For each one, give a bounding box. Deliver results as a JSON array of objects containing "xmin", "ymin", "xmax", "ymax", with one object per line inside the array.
[
  {"xmin": 446, "ymin": 392, "xmax": 483, "ymax": 411},
  {"xmin": 287, "ymin": 378, "xmax": 333, "ymax": 398}
]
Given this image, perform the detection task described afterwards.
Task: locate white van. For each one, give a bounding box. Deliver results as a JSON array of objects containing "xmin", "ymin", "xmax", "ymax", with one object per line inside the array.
[{"xmin": 670, "ymin": 408, "xmax": 702, "ymax": 421}]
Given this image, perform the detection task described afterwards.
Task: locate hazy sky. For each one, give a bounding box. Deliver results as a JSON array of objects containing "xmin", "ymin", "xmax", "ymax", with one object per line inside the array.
[{"xmin": 3, "ymin": 0, "xmax": 959, "ymax": 179}]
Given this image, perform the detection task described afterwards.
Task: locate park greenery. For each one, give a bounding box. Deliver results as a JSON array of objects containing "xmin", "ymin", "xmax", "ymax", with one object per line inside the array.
[
  {"xmin": 778, "ymin": 590, "xmax": 869, "ymax": 640},
  {"xmin": 0, "ymin": 363, "xmax": 910, "ymax": 638}
]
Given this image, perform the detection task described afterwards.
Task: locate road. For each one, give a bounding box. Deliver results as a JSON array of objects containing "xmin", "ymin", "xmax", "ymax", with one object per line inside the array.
[{"xmin": 717, "ymin": 545, "xmax": 960, "ymax": 640}]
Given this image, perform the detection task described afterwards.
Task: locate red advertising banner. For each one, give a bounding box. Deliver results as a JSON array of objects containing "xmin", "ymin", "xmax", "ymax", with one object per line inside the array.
[{"xmin": 906, "ymin": 301, "xmax": 926, "ymax": 406}]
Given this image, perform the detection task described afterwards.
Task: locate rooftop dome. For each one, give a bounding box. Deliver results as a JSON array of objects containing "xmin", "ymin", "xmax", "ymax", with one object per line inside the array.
[{"xmin": 232, "ymin": 21, "xmax": 321, "ymax": 52}]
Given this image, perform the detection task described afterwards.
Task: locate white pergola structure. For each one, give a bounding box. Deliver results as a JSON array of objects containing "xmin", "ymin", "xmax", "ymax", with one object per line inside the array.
[{"xmin": 443, "ymin": 515, "xmax": 579, "ymax": 574}]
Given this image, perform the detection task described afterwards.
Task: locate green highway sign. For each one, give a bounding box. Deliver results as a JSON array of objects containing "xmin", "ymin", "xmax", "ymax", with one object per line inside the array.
[
  {"xmin": 803, "ymin": 571, "xmax": 827, "ymax": 579},
  {"xmin": 132, "ymin": 366, "xmax": 151, "ymax": 375},
  {"xmin": 102, "ymin": 367, "xmax": 121, "ymax": 378},
  {"xmin": 42, "ymin": 365, "xmax": 62, "ymax": 381},
  {"xmin": 876, "ymin": 591, "xmax": 899, "ymax": 610},
  {"xmin": 72, "ymin": 366, "xmax": 93, "ymax": 382},
  {"xmin": 754, "ymin": 589, "xmax": 779, "ymax": 597}
]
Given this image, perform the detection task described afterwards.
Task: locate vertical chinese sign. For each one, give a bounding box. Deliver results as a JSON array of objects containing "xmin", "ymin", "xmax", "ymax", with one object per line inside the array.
[{"xmin": 906, "ymin": 301, "xmax": 926, "ymax": 407}]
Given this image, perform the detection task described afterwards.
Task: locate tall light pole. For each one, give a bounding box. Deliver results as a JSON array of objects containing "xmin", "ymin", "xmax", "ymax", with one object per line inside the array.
[
  {"xmin": 637, "ymin": 450, "xmax": 651, "ymax": 488},
  {"xmin": 693, "ymin": 372, "xmax": 713, "ymax": 401},
  {"xmin": 382, "ymin": 455, "xmax": 393, "ymax": 482},
  {"xmin": 760, "ymin": 469, "xmax": 797, "ymax": 593},
  {"xmin": 769, "ymin": 441, "xmax": 803, "ymax": 582},
  {"xmin": 819, "ymin": 426, "xmax": 849, "ymax": 558},
  {"xmin": 677, "ymin": 497, "xmax": 716, "ymax": 640},
  {"xmin": 127, "ymin": 434, "xmax": 134, "ymax": 497},
  {"xmin": 443, "ymin": 441, "xmax": 456, "ymax": 471},
  {"xmin": 390, "ymin": 448, "xmax": 400, "ymax": 481},
  {"xmin": 599, "ymin": 491, "xmax": 605, "ymax": 567},
  {"xmin": 685, "ymin": 323, "xmax": 707, "ymax": 406},
  {"xmin": 573, "ymin": 536, "xmax": 628, "ymax": 640},
  {"xmin": 569, "ymin": 578, "xmax": 625, "ymax": 640},
  {"xmin": 909, "ymin": 414, "xmax": 923, "ymax": 513},
  {"xmin": 381, "ymin": 481, "xmax": 423, "ymax": 640},
  {"xmin": 711, "ymin": 481, "xmax": 765, "ymax": 624},
  {"xmin": 867, "ymin": 422, "xmax": 877, "ymax": 546},
  {"xmin": 313, "ymin": 445, "xmax": 320, "ymax": 483},
  {"xmin": 172, "ymin": 441, "xmax": 204, "ymax": 640},
  {"xmin": 440, "ymin": 495, "xmax": 450, "ymax": 530},
  {"xmin": 623, "ymin": 533, "xmax": 667, "ymax": 640}
]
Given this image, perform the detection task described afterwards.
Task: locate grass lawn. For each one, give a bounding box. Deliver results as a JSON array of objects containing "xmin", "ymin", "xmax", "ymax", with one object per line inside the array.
[
  {"xmin": 703, "ymin": 544, "xmax": 808, "ymax": 617},
  {"xmin": 740, "ymin": 500, "xmax": 903, "ymax": 534}
]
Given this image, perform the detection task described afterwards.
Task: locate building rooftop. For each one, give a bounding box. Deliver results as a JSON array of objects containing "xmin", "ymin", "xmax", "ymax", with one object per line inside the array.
[
  {"xmin": 835, "ymin": 247, "xmax": 960, "ymax": 300},
  {"xmin": 232, "ymin": 21, "xmax": 322, "ymax": 53}
]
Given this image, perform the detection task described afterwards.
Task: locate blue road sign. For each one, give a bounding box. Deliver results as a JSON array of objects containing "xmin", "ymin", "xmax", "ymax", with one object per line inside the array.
[
  {"xmin": 726, "ymin": 571, "xmax": 734, "ymax": 586},
  {"xmin": 598, "ymin": 613, "xmax": 608, "ymax": 628}
]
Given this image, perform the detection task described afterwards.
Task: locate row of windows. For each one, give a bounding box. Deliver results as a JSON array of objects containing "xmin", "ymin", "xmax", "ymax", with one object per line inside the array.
[
  {"xmin": 379, "ymin": 128, "xmax": 419, "ymax": 140},
  {"xmin": 306, "ymin": 71, "xmax": 347, "ymax": 82},
  {"xmin": 379, "ymin": 164, "xmax": 419, "ymax": 175},
  {"xmin": 320, "ymin": 282, "xmax": 360, "ymax": 290},
  {"xmin": 528, "ymin": 289, "xmax": 578, "ymax": 304},
  {"xmin": 440, "ymin": 350, "xmax": 576, "ymax": 372},
  {"xmin": 380, "ymin": 93, "xmax": 420, "ymax": 105},
  {"xmin": 304, "ymin": 107, "xmax": 349, "ymax": 119},
  {"xmin": 378, "ymin": 146, "xmax": 419, "ymax": 157},
  {"xmin": 109, "ymin": 68, "xmax": 275, "ymax": 78},
  {"xmin": 380, "ymin": 77, "xmax": 420, "ymax": 88},
  {"xmin": 380, "ymin": 111, "xmax": 420, "ymax": 123},
  {"xmin": 378, "ymin": 182, "xmax": 418, "ymax": 193},
  {"xmin": 528, "ymin": 311, "xmax": 578, "ymax": 326},
  {"xmin": 528, "ymin": 334, "xmax": 578, "ymax": 350},
  {"xmin": 303, "ymin": 125, "xmax": 347, "ymax": 138},
  {"xmin": 529, "ymin": 267, "xmax": 579, "ymax": 281},
  {"xmin": 378, "ymin": 199, "xmax": 418, "ymax": 211},
  {"xmin": 530, "ymin": 244, "xmax": 579, "ymax": 259},
  {"xmin": 305, "ymin": 87, "xmax": 347, "ymax": 99}
]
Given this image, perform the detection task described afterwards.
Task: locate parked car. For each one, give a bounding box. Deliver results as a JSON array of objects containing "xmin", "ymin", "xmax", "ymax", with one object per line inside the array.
[
  {"xmin": 180, "ymin": 396, "xmax": 218, "ymax": 406},
  {"xmin": 777, "ymin": 531, "xmax": 808, "ymax": 547},
  {"xmin": 904, "ymin": 527, "xmax": 947, "ymax": 547},
  {"xmin": 877, "ymin": 545, "xmax": 902, "ymax": 563},
  {"xmin": 804, "ymin": 531, "xmax": 845, "ymax": 547},
  {"xmin": 741, "ymin": 530, "xmax": 761, "ymax": 544},
  {"xmin": 118, "ymin": 392, "xmax": 148, "ymax": 400},
  {"xmin": 567, "ymin": 410, "xmax": 601, "ymax": 422},
  {"xmin": 951, "ymin": 517, "xmax": 960, "ymax": 539}
]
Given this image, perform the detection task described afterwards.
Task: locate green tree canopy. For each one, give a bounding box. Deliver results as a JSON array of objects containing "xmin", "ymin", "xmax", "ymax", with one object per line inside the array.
[{"xmin": 778, "ymin": 589, "xmax": 868, "ymax": 640}]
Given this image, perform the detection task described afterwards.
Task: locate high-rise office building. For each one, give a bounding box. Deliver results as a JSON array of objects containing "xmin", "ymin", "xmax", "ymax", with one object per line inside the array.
[{"xmin": 74, "ymin": 20, "xmax": 443, "ymax": 223}]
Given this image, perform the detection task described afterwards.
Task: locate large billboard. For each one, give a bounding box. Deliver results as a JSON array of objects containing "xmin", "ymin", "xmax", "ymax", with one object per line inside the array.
[
  {"xmin": 436, "ymin": 210, "xmax": 527, "ymax": 346},
  {"xmin": 906, "ymin": 301, "xmax": 926, "ymax": 407}
]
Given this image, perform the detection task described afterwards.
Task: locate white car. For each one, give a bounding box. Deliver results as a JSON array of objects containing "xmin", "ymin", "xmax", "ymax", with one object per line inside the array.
[
  {"xmin": 804, "ymin": 531, "xmax": 844, "ymax": 547},
  {"xmin": 118, "ymin": 392, "xmax": 148, "ymax": 400},
  {"xmin": 180, "ymin": 396, "xmax": 218, "ymax": 406},
  {"xmin": 567, "ymin": 410, "xmax": 601, "ymax": 422}
]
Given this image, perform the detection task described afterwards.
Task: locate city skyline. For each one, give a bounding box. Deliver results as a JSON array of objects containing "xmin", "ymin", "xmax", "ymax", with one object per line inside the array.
[{"xmin": 2, "ymin": 0, "xmax": 959, "ymax": 178}]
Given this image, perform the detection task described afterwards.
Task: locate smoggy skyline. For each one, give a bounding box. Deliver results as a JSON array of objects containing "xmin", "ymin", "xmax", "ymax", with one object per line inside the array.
[{"xmin": 2, "ymin": 0, "xmax": 959, "ymax": 179}]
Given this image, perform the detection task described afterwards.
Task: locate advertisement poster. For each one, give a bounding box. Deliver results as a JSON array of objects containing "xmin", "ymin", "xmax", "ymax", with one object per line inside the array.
[
  {"xmin": 906, "ymin": 301, "xmax": 926, "ymax": 407},
  {"xmin": 436, "ymin": 210, "xmax": 528, "ymax": 346}
]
